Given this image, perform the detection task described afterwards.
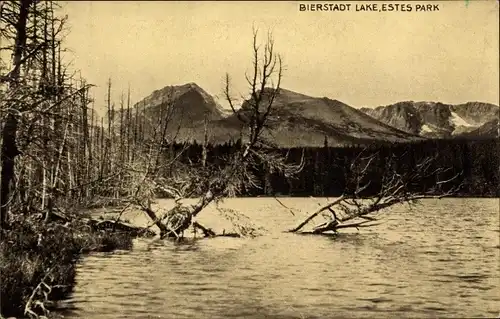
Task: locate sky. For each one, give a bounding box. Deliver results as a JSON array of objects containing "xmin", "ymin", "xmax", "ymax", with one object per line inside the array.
[{"xmin": 60, "ymin": 1, "xmax": 499, "ymax": 114}]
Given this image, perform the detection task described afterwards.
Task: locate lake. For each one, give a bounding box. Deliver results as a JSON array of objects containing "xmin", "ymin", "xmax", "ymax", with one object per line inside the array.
[{"xmin": 59, "ymin": 197, "xmax": 499, "ymax": 318}]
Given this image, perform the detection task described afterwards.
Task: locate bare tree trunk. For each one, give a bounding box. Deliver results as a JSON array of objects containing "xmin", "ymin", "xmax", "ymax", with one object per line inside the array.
[
  {"xmin": 119, "ymin": 93, "xmax": 124, "ymax": 164},
  {"xmin": 89, "ymin": 101, "xmax": 95, "ymax": 197},
  {"xmin": 202, "ymin": 114, "xmax": 208, "ymax": 168},
  {"xmin": 100, "ymin": 117, "xmax": 104, "ymax": 180},
  {"xmin": 288, "ymin": 196, "xmax": 345, "ymax": 232},
  {"xmin": 81, "ymin": 84, "xmax": 91, "ymax": 198},
  {"xmin": 126, "ymin": 86, "xmax": 131, "ymax": 164},
  {"xmin": 0, "ymin": 0, "xmax": 31, "ymax": 229},
  {"xmin": 41, "ymin": 164, "xmax": 47, "ymax": 210},
  {"xmin": 288, "ymin": 151, "xmax": 462, "ymax": 234},
  {"xmin": 132, "ymin": 102, "xmax": 138, "ymax": 163},
  {"xmin": 137, "ymin": 201, "xmax": 169, "ymax": 235},
  {"xmin": 106, "ymin": 78, "xmax": 113, "ymax": 195}
]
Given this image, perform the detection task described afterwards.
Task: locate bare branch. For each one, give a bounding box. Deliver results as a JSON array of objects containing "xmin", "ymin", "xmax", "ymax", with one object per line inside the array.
[{"xmin": 290, "ymin": 149, "xmax": 463, "ymax": 234}]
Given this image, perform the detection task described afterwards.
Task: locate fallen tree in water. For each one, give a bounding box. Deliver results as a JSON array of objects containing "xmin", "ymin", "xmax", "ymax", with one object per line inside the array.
[
  {"xmin": 122, "ymin": 28, "xmax": 303, "ymax": 240},
  {"xmin": 288, "ymin": 150, "xmax": 463, "ymax": 234},
  {"xmin": 137, "ymin": 190, "xmax": 215, "ymax": 239}
]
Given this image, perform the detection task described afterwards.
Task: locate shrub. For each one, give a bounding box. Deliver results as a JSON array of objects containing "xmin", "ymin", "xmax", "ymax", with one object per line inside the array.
[{"xmin": 0, "ymin": 215, "xmax": 133, "ymax": 318}]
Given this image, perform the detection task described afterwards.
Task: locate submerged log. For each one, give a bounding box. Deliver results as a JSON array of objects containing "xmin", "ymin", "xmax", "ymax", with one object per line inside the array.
[
  {"xmin": 137, "ymin": 189, "xmax": 258, "ymax": 240},
  {"xmin": 192, "ymin": 221, "xmax": 216, "ymax": 237},
  {"xmin": 288, "ymin": 196, "xmax": 345, "ymax": 233},
  {"xmin": 160, "ymin": 205, "xmax": 192, "ymax": 238},
  {"xmin": 87, "ymin": 219, "xmax": 156, "ymax": 237},
  {"xmin": 146, "ymin": 190, "xmax": 215, "ymax": 239},
  {"xmin": 312, "ymin": 219, "xmax": 339, "ymax": 234},
  {"xmin": 140, "ymin": 204, "xmax": 170, "ymax": 236},
  {"xmin": 215, "ymin": 232, "xmax": 241, "ymax": 238}
]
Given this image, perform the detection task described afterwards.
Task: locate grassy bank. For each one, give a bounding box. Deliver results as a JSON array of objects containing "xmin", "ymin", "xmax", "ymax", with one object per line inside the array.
[{"xmin": 0, "ymin": 213, "xmax": 135, "ymax": 318}]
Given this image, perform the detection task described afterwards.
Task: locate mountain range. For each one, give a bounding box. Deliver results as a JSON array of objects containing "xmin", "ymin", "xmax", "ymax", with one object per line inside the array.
[
  {"xmin": 359, "ymin": 101, "xmax": 499, "ymax": 139},
  {"xmin": 127, "ymin": 83, "xmax": 498, "ymax": 147}
]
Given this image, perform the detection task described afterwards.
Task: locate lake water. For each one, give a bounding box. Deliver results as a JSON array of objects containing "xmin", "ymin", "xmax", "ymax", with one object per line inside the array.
[{"xmin": 60, "ymin": 198, "xmax": 499, "ymax": 318}]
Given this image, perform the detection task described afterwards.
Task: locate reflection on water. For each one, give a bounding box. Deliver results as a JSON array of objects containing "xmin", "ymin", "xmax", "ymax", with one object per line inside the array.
[{"xmin": 61, "ymin": 198, "xmax": 499, "ymax": 318}]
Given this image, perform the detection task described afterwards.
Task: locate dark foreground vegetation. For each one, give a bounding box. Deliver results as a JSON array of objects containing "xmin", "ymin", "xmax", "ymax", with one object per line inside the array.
[
  {"xmin": 0, "ymin": 1, "xmax": 153, "ymax": 317},
  {"xmin": 1, "ymin": 213, "xmax": 136, "ymax": 318}
]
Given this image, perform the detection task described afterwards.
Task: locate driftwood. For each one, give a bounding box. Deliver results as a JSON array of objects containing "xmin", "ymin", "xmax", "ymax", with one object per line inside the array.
[
  {"xmin": 137, "ymin": 202, "xmax": 170, "ymax": 235},
  {"xmin": 86, "ymin": 219, "xmax": 156, "ymax": 237},
  {"xmin": 288, "ymin": 151, "xmax": 462, "ymax": 234},
  {"xmin": 32, "ymin": 208, "xmax": 156, "ymax": 238},
  {"xmin": 135, "ymin": 190, "xmax": 215, "ymax": 239},
  {"xmin": 132, "ymin": 30, "xmax": 296, "ymax": 241},
  {"xmin": 288, "ymin": 196, "xmax": 345, "ymax": 232},
  {"xmin": 192, "ymin": 221, "xmax": 216, "ymax": 237},
  {"xmin": 136, "ymin": 189, "xmax": 268, "ymax": 240}
]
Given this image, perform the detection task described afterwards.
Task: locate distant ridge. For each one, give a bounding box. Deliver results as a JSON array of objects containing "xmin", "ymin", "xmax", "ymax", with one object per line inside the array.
[
  {"xmin": 360, "ymin": 101, "xmax": 499, "ymax": 138},
  {"xmin": 132, "ymin": 84, "xmax": 420, "ymax": 146},
  {"xmin": 125, "ymin": 83, "xmax": 497, "ymax": 146}
]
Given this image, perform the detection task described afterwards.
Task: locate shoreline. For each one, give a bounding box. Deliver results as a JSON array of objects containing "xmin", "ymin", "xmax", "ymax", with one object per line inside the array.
[
  {"xmin": 0, "ymin": 215, "xmax": 137, "ymax": 319},
  {"xmin": 2, "ymin": 196, "xmax": 496, "ymax": 318}
]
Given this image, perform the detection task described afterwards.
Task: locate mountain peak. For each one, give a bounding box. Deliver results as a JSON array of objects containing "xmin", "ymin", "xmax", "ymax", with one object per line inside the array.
[
  {"xmin": 178, "ymin": 82, "xmax": 204, "ymax": 91},
  {"xmin": 132, "ymin": 82, "xmax": 224, "ymax": 126},
  {"xmin": 138, "ymin": 82, "xmax": 219, "ymax": 109},
  {"xmin": 360, "ymin": 100, "xmax": 498, "ymax": 138}
]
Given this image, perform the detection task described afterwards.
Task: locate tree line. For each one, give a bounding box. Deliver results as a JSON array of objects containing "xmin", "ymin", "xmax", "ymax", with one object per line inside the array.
[{"xmin": 165, "ymin": 137, "xmax": 499, "ymax": 197}]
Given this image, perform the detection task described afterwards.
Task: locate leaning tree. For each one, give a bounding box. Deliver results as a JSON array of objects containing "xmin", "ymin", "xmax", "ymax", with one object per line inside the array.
[
  {"xmin": 287, "ymin": 147, "xmax": 463, "ymax": 234},
  {"xmin": 118, "ymin": 28, "xmax": 304, "ymax": 239}
]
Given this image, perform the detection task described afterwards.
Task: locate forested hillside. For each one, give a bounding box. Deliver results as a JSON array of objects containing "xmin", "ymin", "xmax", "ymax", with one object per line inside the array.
[{"xmin": 164, "ymin": 138, "xmax": 499, "ymax": 197}]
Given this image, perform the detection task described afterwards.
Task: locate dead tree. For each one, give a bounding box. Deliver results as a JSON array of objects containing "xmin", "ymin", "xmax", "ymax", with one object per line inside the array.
[
  {"xmin": 222, "ymin": 27, "xmax": 304, "ymax": 197},
  {"xmin": 1, "ymin": 0, "xmax": 32, "ymax": 229},
  {"xmin": 289, "ymin": 149, "xmax": 463, "ymax": 234},
  {"xmin": 127, "ymin": 28, "xmax": 303, "ymax": 240},
  {"xmin": 0, "ymin": 0, "xmax": 118, "ymax": 231}
]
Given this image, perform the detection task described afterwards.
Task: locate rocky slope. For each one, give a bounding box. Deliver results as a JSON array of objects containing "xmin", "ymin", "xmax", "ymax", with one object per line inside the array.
[
  {"xmin": 459, "ymin": 119, "xmax": 499, "ymax": 139},
  {"xmin": 179, "ymin": 87, "xmax": 420, "ymax": 146},
  {"xmin": 115, "ymin": 83, "xmax": 226, "ymax": 142},
  {"xmin": 122, "ymin": 83, "xmax": 497, "ymax": 145},
  {"xmin": 135, "ymin": 82, "xmax": 225, "ymax": 125},
  {"xmin": 360, "ymin": 101, "xmax": 499, "ymax": 138}
]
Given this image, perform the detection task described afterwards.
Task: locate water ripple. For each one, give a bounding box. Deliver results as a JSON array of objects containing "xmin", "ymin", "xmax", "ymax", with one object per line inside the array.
[{"xmin": 60, "ymin": 198, "xmax": 499, "ymax": 319}]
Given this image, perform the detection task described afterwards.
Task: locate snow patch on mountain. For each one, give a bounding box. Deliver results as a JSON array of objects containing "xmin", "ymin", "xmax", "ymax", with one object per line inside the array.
[
  {"xmin": 450, "ymin": 111, "xmax": 474, "ymax": 127},
  {"xmin": 421, "ymin": 124, "xmax": 433, "ymax": 133}
]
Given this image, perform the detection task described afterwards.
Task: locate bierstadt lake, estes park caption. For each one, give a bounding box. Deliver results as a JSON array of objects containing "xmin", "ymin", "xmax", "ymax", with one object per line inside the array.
[{"xmin": 299, "ymin": 3, "xmax": 440, "ymax": 12}]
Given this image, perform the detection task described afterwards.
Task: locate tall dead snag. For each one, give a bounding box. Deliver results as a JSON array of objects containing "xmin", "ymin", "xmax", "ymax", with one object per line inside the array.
[
  {"xmin": 203, "ymin": 27, "xmax": 305, "ymax": 236},
  {"xmin": 105, "ymin": 84, "xmax": 202, "ymax": 238},
  {"xmin": 129, "ymin": 28, "xmax": 303, "ymax": 240},
  {"xmin": 289, "ymin": 149, "xmax": 463, "ymax": 234},
  {"xmin": 222, "ymin": 27, "xmax": 304, "ymax": 195},
  {"xmin": 0, "ymin": 0, "xmax": 32, "ymax": 229}
]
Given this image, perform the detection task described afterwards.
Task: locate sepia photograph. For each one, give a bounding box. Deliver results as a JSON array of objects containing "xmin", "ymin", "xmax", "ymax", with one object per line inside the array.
[{"xmin": 0, "ymin": 0, "xmax": 498, "ymax": 318}]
